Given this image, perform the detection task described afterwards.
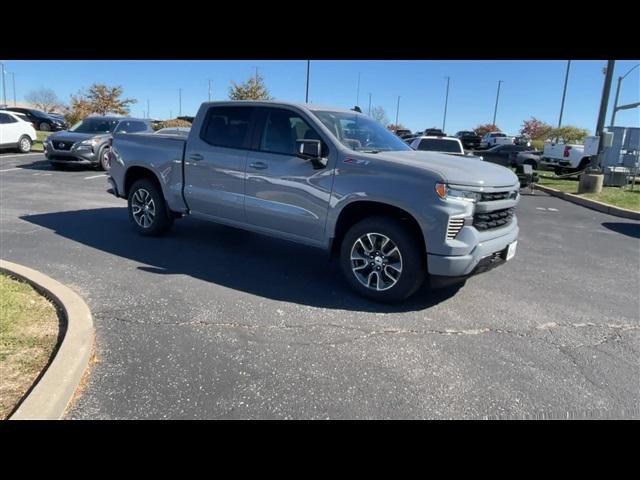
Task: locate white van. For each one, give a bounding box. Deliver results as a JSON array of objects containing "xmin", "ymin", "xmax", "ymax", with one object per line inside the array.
[{"xmin": 0, "ymin": 110, "xmax": 37, "ymax": 153}]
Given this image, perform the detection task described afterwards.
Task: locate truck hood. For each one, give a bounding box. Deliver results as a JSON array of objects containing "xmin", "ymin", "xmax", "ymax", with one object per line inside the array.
[
  {"xmin": 371, "ymin": 150, "xmax": 519, "ymax": 188},
  {"xmin": 48, "ymin": 131, "xmax": 110, "ymax": 143}
]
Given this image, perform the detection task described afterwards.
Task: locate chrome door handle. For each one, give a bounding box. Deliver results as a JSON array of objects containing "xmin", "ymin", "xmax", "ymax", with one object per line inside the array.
[
  {"xmin": 249, "ymin": 161, "xmax": 268, "ymax": 170},
  {"xmin": 189, "ymin": 153, "xmax": 204, "ymax": 161}
]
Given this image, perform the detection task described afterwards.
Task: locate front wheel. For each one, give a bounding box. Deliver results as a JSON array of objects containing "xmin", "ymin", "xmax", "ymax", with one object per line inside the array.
[
  {"xmin": 340, "ymin": 216, "xmax": 427, "ymax": 303},
  {"xmin": 98, "ymin": 146, "xmax": 111, "ymax": 171},
  {"xmin": 17, "ymin": 135, "xmax": 32, "ymax": 153},
  {"xmin": 39, "ymin": 122, "xmax": 51, "ymax": 132},
  {"xmin": 128, "ymin": 178, "xmax": 174, "ymax": 236}
]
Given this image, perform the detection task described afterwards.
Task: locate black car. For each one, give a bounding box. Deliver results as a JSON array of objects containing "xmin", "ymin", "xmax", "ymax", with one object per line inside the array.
[
  {"xmin": 44, "ymin": 116, "xmax": 154, "ymax": 170},
  {"xmin": 480, "ymin": 144, "xmax": 535, "ymax": 167},
  {"xmin": 455, "ymin": 130, "xmax": 481, "ymax": 149},
  {"xmin": 4, "ymin": 107, "xmax": 67, "ymax": 131},
  {"xmin": 424, "ymin": 128, "xmax": 445, "ymax": 137}
]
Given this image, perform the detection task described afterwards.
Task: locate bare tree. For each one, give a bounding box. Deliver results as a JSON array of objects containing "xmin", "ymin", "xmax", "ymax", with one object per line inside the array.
[
  {"xmin": 370, "ymin": 106, "xmax": 388, "ymax": 126},
  {"xmin": 25, "ymin": 88, "xmax": 60, "ymax": 113}
]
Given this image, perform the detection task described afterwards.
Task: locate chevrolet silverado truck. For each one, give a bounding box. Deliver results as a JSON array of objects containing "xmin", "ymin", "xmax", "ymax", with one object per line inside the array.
[{"xmin": 108, "ymin": 101, "xmax": 520, "ymax": 303}]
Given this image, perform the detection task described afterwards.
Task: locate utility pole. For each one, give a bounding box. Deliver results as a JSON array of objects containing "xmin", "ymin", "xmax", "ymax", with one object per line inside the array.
[
  {"xmin": 593, "ymin": 60, "xmax": 616, "ymax": 170},
  {"xmin": 558, "ymin": 60, "xmax": 571, "ymax": 128},
  {"xmin": 443, "ymin": 76, "xmax": 450, "ymax": 132},
  {"xmin": 10, "ymin": 72, "xmax": 16, "ymax": 106},
  {"xmin": 170, "ymin": 110, "xmax": 172, "ymax": 120},
  {"xmin": 0, "ymin": 62, "xmax": 6, "ymax": 106},
  {"xmin": 492, "ymin": 80, "xmax": 504, "ymax": 125},
  {"xmin": 395, "ymin": 96, "xmax": 401, "ymax": 130},
  {"xmin": 356, "ymin": 72, "xmax": 361, "ymax": 107},
  {"xmin": 611, "ymin": 63, "xmax": 640, "ymax": 126},
  {"xmin": 147, "ymin": 99, "xmax": 150, "ymax": 119},
  {"xmin": 178, "ymin": 88, "xmax": 182, "ymax": 117},
  {"xmin": 305, "ymin": 60, "xmax": 310, "ymax": 103},
  {"xmin": 368, "ymin": 93, "xmax": 372, "ymax": 115},
  {"xmin": 253, "ymin": 66, "xmax": 259, "ymax": 84},
  {"xmin": 208, "ymin": 79, "xmax": 212, "ymax": 102}
]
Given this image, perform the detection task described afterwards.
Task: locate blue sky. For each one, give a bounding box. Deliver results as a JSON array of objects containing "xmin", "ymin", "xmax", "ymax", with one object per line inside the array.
[{"xmin": 2, "ymin": 60, "xmax": 638, "ymax": 135}]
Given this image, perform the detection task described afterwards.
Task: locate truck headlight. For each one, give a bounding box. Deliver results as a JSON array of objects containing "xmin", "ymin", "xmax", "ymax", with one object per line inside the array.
[{"xmin": 435, "ymin": 183, "xmax": 481, "ymax": 203}]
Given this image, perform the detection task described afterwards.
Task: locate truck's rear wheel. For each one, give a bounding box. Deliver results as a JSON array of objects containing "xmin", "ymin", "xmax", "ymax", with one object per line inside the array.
[
  {"xmin": 339, "ymin": 216, "xmax": 426, "ymax": 303},
  {"xmin": 128, "ymin": 178, "xmax": 173, "ymax": 236}
]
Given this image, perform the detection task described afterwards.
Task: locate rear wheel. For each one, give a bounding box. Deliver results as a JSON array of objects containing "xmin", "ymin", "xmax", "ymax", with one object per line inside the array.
[
  {"xmin": 524, "ymin": 159, "xmax": 538, "ymax": 170},
  {"xmin": 577, "ymin": 158, "xmax": 591, "ymax": 172},
  {"xmin": 17, "ymin": 135, "xmax": 32, "ymax": 153},
  {"xmin": 128, "ymin": 178, "xmax": 174, "ymax": 236},
  {"xmin": 340, "ymin": 216, "xmax": 426, "ymax": 303}
]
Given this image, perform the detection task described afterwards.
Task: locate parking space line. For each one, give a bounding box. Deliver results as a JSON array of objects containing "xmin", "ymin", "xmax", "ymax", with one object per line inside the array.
[
  {"xmin": 84, "ymin": 174, "xmax": 106, "ymax": 180},
  {"xmin": 0, "ymin": 168, "xmax": 20, "ymax": 173},
  {"xmin": 0, "ymin": 152, "xmax": 44, "ymax": 158}
]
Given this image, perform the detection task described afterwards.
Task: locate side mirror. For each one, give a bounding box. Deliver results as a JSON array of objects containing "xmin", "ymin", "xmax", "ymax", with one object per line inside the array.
[{"xmin": 296, "ymin": 139, "xmax": 327, "ymax": 168}]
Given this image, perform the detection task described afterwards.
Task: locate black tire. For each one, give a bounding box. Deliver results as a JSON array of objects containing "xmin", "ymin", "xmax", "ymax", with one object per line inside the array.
[
  {"xmin": 554, "ymin": 166, "xmax": 564, "ymax": 176},
  {"xmin": 339, "ymin": 216, "xmax": 426, "ymax": 303},
  {"xmin": 39, "ymin": 122, "xmax": 51, "ymax": 132},
  {"xmin": 98, "ymin": 146, "xmax": 111, "ymax": 171},
  {"xmin": 577, "ymin": 158, "xmax": 590, "ymax": 172},
  {"xmin": 17, "ymin": 135, "xmax": 32, "ymax": 153},
  {"xmin": 127, "ymin": 178, "xmax": 174, "ymax": 236}
]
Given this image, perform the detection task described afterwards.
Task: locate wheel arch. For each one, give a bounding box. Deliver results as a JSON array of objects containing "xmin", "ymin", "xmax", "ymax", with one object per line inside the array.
[{"xmin": 123, "ymin": 166, "xmax": 163, "ymax": 198}]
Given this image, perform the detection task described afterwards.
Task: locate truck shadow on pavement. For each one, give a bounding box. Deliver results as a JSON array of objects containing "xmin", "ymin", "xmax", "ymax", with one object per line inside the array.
[
  {"xmin": 601, "ymin": 222, "xmax": 640, "ymax": 239},
  {"xmin": 21, "ymin": 208, "xmax": 462, "ymax": 313}
]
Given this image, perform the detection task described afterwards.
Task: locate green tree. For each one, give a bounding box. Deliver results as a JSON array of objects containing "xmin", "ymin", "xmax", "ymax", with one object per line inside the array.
[
  {"xmin": 473, "ymin": 124, "xmax": 500, "ymax": 136},
  {"xmin": 228, "ymin": 73, "xmax": 273, "ymax": 100},
  {"xmin": 549, "ymin": 125, "xmax": 590, "ymax": 143}
]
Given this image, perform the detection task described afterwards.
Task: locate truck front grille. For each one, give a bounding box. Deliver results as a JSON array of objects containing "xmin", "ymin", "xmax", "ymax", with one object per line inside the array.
[
  {"xmin": 473, "ymin": 208, "xmax": 514, "ymax": 231},
  {"xmin": 446, "ymin": 217, "xmax": 465, "ymax": 239},
  {"xmin": 480, "ymin": 191, "xmax": 514, "ymax": 202}
]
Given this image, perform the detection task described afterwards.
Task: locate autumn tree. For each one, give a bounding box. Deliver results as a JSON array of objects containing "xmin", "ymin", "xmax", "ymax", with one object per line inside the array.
[
  {"xmin": 387, "ymin": 123, "xmax": 406, "ymax": 132},
  {"xmin": 520, "ymin": 117, "xmax": 553, "ymax": 140},
  {"xmin": 370, "ymin": 106, "xmax": 388, "ymax": 126},
  {"xmin": 25, "ymin": 88, "xmax": 61, "ymax": 113},
  {"xmin": 473, "ymin": 124, "xmax": 500, "ymax": 136},
  {"xmin": 228, "ymin": 73, "xmax": 273, "ymax": 100},
  {"xmin": 65, "ymin": 84, "xmax": 137, "ymax": 125}
]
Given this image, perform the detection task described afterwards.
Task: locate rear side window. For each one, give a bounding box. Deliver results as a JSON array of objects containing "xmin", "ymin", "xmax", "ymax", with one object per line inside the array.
[
  {"xmin": 418, "ymin": 138, "xmax": 461, "ymax": 153},
  {"xmin": 0, "ymin": 113, "xmax": 17, "ymax": 124},
  {"xmin": 201, "ymin": 106, "xmax": 254, "ymax": 149}
]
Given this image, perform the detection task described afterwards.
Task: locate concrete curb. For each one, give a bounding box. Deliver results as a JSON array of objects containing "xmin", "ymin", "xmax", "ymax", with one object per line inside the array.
[
  {"xmin": 534, "ymin": 184, "xmax": 640, "ymax": 220},
  {"xmin": 0, "ymin": 259, "xmax": 94, "ymax": 420}
]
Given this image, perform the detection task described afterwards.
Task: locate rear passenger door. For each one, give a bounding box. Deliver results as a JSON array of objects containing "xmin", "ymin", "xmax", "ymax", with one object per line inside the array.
[
  {"xmin": 183, "ymin": 105, "xmax": 256, "ymax": 223},
  {"xmin": 243, "ymin": 107, "xmax": 333, "ymax": 244}
]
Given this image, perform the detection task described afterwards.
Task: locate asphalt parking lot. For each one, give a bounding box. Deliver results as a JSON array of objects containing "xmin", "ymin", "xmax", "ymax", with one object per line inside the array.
[{"xmin": 1, "ymin": 152, "xmax": 639, "ymax": 419}]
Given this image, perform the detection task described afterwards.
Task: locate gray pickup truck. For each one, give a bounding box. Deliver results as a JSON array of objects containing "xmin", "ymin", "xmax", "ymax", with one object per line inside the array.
[{"xmin": 108, "ymin": 101, "xmax": 520, "ymax": 303}]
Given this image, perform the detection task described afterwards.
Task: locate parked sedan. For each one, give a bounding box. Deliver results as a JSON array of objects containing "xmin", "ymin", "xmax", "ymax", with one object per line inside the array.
[
  {"xmin": 44, "ymin": 116, "xmax": 154, "ymax": 170},
  {"xmin": 479, "ymin": 144, "xmax": 536, "ymax": 167},
  {"xmin": 4, "ymin": 107, "xmax": 67, "ymax": 131},
  {"xmin": 515, "ymin": 150, "xmax": 542, "ymax": 169}
]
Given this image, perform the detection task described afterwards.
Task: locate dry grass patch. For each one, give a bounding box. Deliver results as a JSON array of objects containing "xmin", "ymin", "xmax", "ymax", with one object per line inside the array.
[{"xmin": 0, "ymin": 273, "xmax": 61, "ymax": 419}]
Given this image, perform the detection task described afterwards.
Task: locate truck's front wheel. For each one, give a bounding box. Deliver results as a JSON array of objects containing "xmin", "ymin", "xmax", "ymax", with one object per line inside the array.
[
  {"xmin": 128, "ymin": 178, "xmax": 173, "ymax": 236},
  {"xmin": 339, "ymin": 217, "xmax": 426, "ymax": 303}
]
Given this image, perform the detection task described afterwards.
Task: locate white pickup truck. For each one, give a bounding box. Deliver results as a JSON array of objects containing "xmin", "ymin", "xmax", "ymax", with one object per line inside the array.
[
  {"xmin": 540, "ymin": 137, "xmax": 598, "ymax": 173},
  {"xmin": 481, "ymin": 132, "xmax": 514, "ymax": 148}
]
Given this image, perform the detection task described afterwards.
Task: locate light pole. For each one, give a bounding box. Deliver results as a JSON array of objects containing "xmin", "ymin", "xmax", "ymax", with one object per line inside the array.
[
  {"xmin": 443, "ymin": 76, "xmax": 450, "ymax": 132},
  {"xmin": 178, "ymin": 88, "xmax": 182, "ymax": 117},
  {"xmin": 368, "ymin": 93, "xmax": 372, "ymax": 115},
  {"xmin": 593, "ymin": 60, "xmax": 616, "ymax": 170},
  {"xmin": 305, "ymin": 60, "xmax": 310, "ymax": 103},
  {"xmin": 10, "ymin": 72, "xmax": 16, "ymax": 106},
  {"xmin": 208, "ymin": 79, "xmax": 212, "ymax": 102},
  {"xmin": 356, "ymin": 72, "xmax": 361, "ymax": 107},
  {"xmin": 0, "ymin": 62, "xmax": 6, "ymax": 106},
  {"xmin": 492, "ymin": 80, "xmax": 504, "ymax": 126},
  {"xmin": 395, "ymin": 96, "xmax": 401, "ymax": 130},
  {"xmin": 610, "ymin": 63, "xmax": 640, "ymax": 126},
  {"xmin": 558, "ymin": 60, "xmax": 571, "ymax": 128},
  {"xmin": 147, "ymin": 99, "xmax": 150, "ymax": 119}
]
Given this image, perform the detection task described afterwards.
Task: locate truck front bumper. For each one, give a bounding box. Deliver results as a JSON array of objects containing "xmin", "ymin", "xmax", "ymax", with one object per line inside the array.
[{"xmin": 427, "ymin": 222, "xmax": 518, "ymax": 283}]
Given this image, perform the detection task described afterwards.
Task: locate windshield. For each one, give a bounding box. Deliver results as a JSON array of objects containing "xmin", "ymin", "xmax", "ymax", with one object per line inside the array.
[
  {"xmin": 417, "ymin": 138, "xmax": 463, "ymax": 153},
  {"xmin": 69, "ymin": 118, "xmax": 119, "ymax": 134},
  {"xmin": 312, "ymin": 111, "xmax": 412, "ymax": 153}
]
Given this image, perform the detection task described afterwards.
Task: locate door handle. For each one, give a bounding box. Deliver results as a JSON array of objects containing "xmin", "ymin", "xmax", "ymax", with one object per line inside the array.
[
  {"xmin": 189, "ymin": 153, "xmax": 203, "ymax": 161},
  {"xmin": 249, "ymin": 161, "xmax": 268, "ymax": 170}
]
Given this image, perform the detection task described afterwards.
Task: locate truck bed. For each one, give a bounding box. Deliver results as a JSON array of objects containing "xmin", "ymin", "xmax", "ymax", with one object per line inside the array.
[{"xmin": 111, "ymin": 132, "xmax": 188, "ymax": 212}]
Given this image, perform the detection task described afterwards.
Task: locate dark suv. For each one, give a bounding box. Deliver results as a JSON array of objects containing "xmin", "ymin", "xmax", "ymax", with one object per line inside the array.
[
  {"xmin": 4, "ymin": 107, "xmax": 67, "ymax": 131},
  {"xmin": 44, "ymin": 116, "xmax": 153, "ymax": 170}
]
